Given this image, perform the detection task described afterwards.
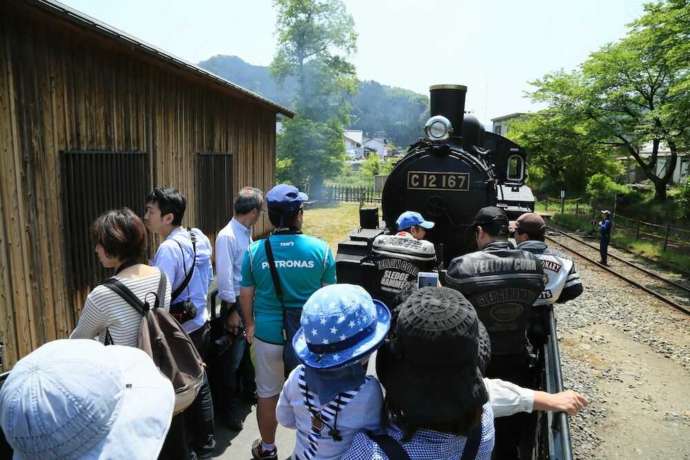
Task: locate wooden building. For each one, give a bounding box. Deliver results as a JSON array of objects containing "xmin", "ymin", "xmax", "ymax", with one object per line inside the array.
[{"xmin": 0, "ymin": 0, "xmax": 293, "ymax": 369}]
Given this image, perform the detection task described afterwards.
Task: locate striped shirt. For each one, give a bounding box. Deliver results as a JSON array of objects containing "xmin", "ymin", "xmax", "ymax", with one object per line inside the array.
[
  {"xmin": 71, "ymin": 270, "xmax": 171, "ymax": 347},
  {"xmin": 277, "ymin": 365, "xmax": 383, "ymax": 460}
]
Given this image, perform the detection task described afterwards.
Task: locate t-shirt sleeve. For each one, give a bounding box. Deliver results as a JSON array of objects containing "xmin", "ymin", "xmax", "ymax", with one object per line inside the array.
[
  {"xmin": 240, "ymin": 247, "xmax": 255, "ymax": 288},
  {"xmin": 322, "ymin": 246, "xmax": 337, "ymax": 285},
  {"xmin": 70, "ymin": 291, "xmax": 108, "ymax": 340}
]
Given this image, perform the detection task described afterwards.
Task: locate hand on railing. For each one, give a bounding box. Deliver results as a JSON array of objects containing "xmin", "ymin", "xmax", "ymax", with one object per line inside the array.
[{"xmin": 534, "ymin": 390, "xmax": 589, "ymax": 416}]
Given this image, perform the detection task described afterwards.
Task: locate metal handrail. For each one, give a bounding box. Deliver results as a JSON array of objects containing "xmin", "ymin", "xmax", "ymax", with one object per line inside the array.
[{"xmin": 544, "ymin": 307, "xmax": 573, "ymax": 460}]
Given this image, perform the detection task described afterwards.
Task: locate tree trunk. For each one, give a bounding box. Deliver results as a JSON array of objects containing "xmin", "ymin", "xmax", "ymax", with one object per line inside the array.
[{"xmin": 653, "ymin": 179, "xmax": 667, "ymax": 201}]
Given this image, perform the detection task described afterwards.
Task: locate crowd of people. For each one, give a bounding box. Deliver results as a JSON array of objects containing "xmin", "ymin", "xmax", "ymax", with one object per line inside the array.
[{"xmin": 0, "ymin": 183, "xmax": 588, "ymax": 460}]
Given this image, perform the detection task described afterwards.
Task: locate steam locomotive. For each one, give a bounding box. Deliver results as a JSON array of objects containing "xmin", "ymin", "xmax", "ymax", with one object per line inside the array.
[{"xmin": 336, "ymin": 85, "xmax": 572, "ymax": 459}]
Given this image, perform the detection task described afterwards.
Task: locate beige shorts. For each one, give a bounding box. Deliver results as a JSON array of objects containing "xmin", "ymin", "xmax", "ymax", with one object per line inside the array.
[{"xmin": 252, "ymin": 338, "xmax": 285, "ymax": 398}]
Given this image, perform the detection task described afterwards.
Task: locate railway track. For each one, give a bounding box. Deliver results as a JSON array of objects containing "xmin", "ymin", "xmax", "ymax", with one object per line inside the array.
[{"xmin": 544, "ymin": 227, "xmax": 690, "ymax": 315}]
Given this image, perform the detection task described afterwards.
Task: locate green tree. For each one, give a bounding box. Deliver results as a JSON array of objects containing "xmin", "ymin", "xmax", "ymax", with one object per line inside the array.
[
  {"xmin": 271, "ymin": 0, "xmax": 358, "ymax": 192},
  {"xmin": 277, "ymin": 118, "xmax": 346, "ymax": 192},
  {"xmin": 530, "ymin": 0, "xmax": 690, "ymax": 201},
  {"xmin": 271, "ymin": 0, "xmax": 357, "ymax": 121},
  {"xmin": 510, "ymin": 109, "xmax": 620, "ymax": 196}
]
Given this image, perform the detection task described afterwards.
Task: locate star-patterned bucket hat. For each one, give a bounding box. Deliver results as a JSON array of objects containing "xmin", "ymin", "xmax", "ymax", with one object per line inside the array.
[{"xmin": 293, "ymin": 284, "xmax": 391, "ymax": 369}]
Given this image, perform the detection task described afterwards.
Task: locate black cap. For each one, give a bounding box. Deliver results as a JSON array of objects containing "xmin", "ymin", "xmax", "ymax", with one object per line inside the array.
[
  {"xmin": 472, "ymin": 206, "xmax": 508, "ymax": 226},
  {"xmin": 376, "ymin": 287, "xmax": 488, "ymax": 425}
]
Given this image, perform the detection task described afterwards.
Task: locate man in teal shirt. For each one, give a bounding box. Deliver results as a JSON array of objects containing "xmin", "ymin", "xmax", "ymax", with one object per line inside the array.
[{"xmin": 240, "ymin": 184, "xmax": 336, "ymax": 460}]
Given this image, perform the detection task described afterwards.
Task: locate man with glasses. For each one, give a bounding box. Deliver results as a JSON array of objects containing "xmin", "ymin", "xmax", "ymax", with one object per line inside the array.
[
  {"xmin": 214, "ymin": 186, "xmax": 264, "ymax": 431},
  {"xmin": 239, "ymin": 184, "xmax": 336, "ymax": 460}
]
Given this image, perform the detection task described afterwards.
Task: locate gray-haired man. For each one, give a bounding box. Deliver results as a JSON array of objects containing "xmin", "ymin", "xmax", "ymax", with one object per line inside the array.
[{"xmin": 214, "ymin": 186, "xmax": 264, "ymax": 430}]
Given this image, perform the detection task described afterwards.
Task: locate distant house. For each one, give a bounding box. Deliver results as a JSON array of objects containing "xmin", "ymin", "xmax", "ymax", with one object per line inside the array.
[
  {"xmin": 491, "ymin": 113, "xmax": 526, "ymax": 139},
  {"xmin": 344, "ymin": 129, "xmax": 364, "ymax": 159},
  {"xmin": 363, "ymin": 137, "xmax": 392, "ymax": 159},
  {"xmin": 619, "ymin": 142, "xmax": 689, "ymax": 185}
]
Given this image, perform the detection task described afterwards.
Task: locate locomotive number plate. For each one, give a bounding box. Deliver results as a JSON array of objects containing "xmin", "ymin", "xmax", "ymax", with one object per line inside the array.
[{"xmin": 407, "ymin": 171, "xmax": 470, "ymax": 191}]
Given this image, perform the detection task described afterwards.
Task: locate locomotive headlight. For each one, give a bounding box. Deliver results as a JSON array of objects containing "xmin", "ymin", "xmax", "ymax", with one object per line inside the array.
[{"xmin": 424, "ymin": 116, "xmax": 453, "ymax": 141}]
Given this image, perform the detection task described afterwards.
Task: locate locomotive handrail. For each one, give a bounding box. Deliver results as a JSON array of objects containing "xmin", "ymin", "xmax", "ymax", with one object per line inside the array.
[{"xmin": 544, "ymin": 307, "xmax": 573, "ymax": 460}]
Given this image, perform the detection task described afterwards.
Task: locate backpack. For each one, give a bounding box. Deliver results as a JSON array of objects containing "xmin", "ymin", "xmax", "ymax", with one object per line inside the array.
[{"xmin": 102, "ymin": 272, "xmax": 205, "ymax": 414}]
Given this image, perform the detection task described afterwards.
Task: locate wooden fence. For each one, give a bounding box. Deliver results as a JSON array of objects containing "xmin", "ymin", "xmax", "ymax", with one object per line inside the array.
[
  {"xmin": 322, "ymin": 185, "xmax": 381, "ymax": 203},
  {"xmin": 542, "ymin": 195, "xmax": 690, "ymax": 254},
  {"xmin": 613, "ymin": 214, "xmax": 690, "ymax": 253}
]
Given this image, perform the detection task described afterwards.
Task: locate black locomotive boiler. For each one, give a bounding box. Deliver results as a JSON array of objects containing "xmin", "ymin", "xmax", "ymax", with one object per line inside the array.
[{"xmin": 336, "ymin": 84, "xmax": 572, "ymax": 460}]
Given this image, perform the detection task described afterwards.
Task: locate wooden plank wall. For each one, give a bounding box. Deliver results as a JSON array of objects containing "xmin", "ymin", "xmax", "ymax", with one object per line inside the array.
[{"xmin": 0, "ymin": 3, "xmax": 278, "ymax": 368}]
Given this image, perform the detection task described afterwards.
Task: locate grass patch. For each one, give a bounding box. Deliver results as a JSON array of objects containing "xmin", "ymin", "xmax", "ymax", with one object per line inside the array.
[
  {"xmin": 302, "ymin": 202, "xmax": 369, "ymax": 254},
  {"xmin": 551, "ymin": 213, "xmax": 595, "ymax": 233},
  {"xmin": 611, "ymin": 231, "xmax": 690, "ymax": 274}
]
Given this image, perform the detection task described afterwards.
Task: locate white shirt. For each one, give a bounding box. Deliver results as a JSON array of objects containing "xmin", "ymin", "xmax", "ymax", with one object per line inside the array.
[
  {"xmin": 277, "ymin": 365, "xmax": 383, "ymax": 460},
  {"xmin": 484, "ymin": 377, "xmax": 534, "ymax": 418},
  {"xmin": 215, "ymin": 217, "xmax": 253, "ymax": 303}
]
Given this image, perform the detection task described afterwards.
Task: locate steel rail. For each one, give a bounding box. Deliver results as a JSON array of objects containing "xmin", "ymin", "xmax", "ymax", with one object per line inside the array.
[
  {"xmin": 544, "ymin": 232, "xmax": 690, "ymax": 316},
  {"xmin": 547, "ymin": 227, "xmax": 690, "ymax": 295}
]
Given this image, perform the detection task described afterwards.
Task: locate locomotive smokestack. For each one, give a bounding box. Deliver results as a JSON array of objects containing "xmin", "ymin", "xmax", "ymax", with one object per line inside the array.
[{"xmin": 429, "ymin": 84, "xmax": 467, "ymax": 138}]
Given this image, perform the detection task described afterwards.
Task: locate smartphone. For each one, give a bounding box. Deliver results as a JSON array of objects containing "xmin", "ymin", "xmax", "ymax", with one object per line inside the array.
[{"xmin": 417, "ymin": 271, "xmax": 439, "ymax": 288}]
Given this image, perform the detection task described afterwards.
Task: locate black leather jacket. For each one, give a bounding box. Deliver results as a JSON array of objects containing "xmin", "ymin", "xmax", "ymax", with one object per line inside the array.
[{"xmin": 445, "ymin": 241, "xmax": 545, "ymax": 356}]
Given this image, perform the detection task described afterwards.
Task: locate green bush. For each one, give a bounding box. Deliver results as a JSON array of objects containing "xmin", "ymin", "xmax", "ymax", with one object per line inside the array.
[
  {"xmin": 552, "ymin": 213, "xmax": 594, "ymax": 233},
  {"xmin": 675, "ymin": 177, "xmax": 690, "ymax": 220},
  {"xmin": 585, "ymin": 173, "xmax": 630, "ymax": 202}
]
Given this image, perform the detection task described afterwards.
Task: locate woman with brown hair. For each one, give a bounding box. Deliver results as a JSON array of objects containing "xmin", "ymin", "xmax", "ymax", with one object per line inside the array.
[{"xmin": 71, "ymin": 207, "xmax": 171, "ymax": 346}]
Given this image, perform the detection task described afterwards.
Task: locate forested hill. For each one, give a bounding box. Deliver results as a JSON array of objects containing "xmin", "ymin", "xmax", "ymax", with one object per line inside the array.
[{"xmin": 198, "ymin": 55, "xmax": 429, "ymax": 146}]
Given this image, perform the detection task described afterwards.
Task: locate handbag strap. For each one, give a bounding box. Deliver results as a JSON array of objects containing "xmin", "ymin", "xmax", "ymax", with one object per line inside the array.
[
  {"xmin": 102, "ymin": 273, "xmax": 168, "ymax": 311},
  {"xmin": 365, "ymin": 433, "xmax": 411, "ymax": 460},
  {"xmin": 102, "ymin": 278, "xmax": 147, "ymax": 315},
  {"xmin": 460, "ymin": 422, "xmax": 483, "ymax": 460},
  {"xmin": 264, "ymin": 237, "xmax": 285, "ymax": 308},
  {"xmin": 171, "ymin": 230, "xmax": 197, "ymax": 302},
  {"xmin": 101, "ymin": 273, "xmax": 168, "ymax": 345}
]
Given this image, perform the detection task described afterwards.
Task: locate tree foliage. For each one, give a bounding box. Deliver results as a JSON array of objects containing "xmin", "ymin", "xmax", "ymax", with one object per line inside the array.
[
  {"xmin": 361, "ymin": 154, "xmax": 396, "ymax": 178},
  {"xmin": 277, "ymin": 117, "xmax": 346, "ymax": 192},
  {"xmin": 510, "ymin": 110, "xmax": 620, "ymax": 196},
  {"xmin": 271, "ymin": 0, "xmax": 358, "ymax": 192},
  {"xmin": 526, "ymin": 0, "xmax": 690, "ymax": 201},
  {"xmin": 272, "ymin": 0, "xmax": 357, "ymax": 122}
]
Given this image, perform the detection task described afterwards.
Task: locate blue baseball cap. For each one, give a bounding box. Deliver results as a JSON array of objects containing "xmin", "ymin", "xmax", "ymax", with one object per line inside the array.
[
  {"xmin": 266, "ymin": 184, "xmax": 309, "ymax": 208},
  {"xmin": 396, "ymin": 211, "xmax": 435, "ymax": 231},
  {"xmin": 293, "ymin": 284, "xmax": 391, "ymax": 369}
]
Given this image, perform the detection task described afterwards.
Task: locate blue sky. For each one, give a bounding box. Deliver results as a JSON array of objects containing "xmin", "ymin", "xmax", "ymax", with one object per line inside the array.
[{"xmin": 62, "ymin": 0, "xmax": 647, "ymax": 125}]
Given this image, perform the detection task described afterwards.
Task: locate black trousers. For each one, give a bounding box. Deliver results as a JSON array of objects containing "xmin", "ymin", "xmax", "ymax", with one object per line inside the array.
[
  {"xmin": 600, "ymin": 236, "xmax": 610, "ymax": 264},
  {"xmin": 187, "ymin": 322, "xmax": 216, "ymax": 456},
  {"xmin": 487, "ymin": 354, "xmax": 538, "ymax": 460}
]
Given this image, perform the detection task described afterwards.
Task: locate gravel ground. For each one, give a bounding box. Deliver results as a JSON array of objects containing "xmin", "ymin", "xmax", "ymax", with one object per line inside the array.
[{"xmin": 549, "ymin": 235, "xmax": 690, "ymax": 459}]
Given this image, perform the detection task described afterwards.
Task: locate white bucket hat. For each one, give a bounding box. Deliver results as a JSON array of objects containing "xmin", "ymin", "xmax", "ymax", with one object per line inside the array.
[{"xmin": 0, "ymin": 339, "xmax": 174, "ymax": 460}]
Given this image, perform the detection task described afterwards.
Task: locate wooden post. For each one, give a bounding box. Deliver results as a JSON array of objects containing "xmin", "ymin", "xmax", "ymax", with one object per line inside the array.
[
  {"xmin": 663, "ymin": 224, "xmax": 670, "ymax": 251},
  {"xmin": 636, "ymin": 220, "xmax": 641, "ymax": 240},
  {"xmin": 576, "ymin": 201, "xmax": 580, "ymax": 215}
]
